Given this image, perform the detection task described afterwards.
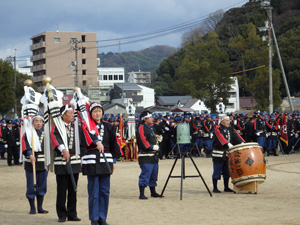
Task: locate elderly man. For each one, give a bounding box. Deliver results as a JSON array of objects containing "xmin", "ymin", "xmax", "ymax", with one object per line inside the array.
[
  {"xmin": 212, "ymin": 115, "xmax": 245, "ymax": 193},
  {"xmin": 51, "ymin": 105, "xmax": 82, "ymax": 222}
]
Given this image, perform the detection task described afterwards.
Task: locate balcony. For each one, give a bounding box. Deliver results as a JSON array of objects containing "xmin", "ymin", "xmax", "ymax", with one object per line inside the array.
[
  {"xmin": 31, "ymin": 64, "xmax": 46, "ymax": 72},
  {"xmin": 30, "ymin": 42, "xmax": 46, "ymax": 51},
  {"xmin": 132, "ymin": 95, "xmax": 143, "ymax": 102},
  {"xmin": 30, "ymin": 53, "xmax": 46, "ymax": 61},
  {"xmin": 32, "ymin": 75, "xmax": 45, "ymax": 83}
]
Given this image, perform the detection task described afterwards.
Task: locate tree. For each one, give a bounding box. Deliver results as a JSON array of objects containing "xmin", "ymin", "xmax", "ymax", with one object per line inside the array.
[
  {"xmin": 276, "ymin": 25, "xmax": 300, "ymax": 96},
  {"xmin": 228, "ymin": 23, "xmax": 281, "ymax": 110},
  {"xmin": 151, "ymin": 74, "xmax": 175, "ymax": 96},
  {"xmin": 0, "ymin": 59, "xmax": 15, "ymax": 116},
  {"xmin": 173, "ymin": 32, "xmax": 233, "ymax": 112},
  {"xmin": 202, "ymin": 10, "xmax": 225, "ymax": 34}
]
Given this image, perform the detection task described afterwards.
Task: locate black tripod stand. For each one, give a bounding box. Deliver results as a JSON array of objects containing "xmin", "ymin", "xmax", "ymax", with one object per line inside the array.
[{"xmin": 161, "ymin": 146, "xmax": 212, "ymax": 200}]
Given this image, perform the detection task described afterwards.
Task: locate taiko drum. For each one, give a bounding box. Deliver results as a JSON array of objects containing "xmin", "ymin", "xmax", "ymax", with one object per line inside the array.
[{"xmin": 227, "ymin": 142, "xmax": 266, "ymax": 187}]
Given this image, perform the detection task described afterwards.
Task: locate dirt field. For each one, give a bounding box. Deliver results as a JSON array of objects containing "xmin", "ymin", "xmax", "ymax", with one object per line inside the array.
[{"xmin": 0, "ymin": 151, "xmax": 300, "ymax": 225}]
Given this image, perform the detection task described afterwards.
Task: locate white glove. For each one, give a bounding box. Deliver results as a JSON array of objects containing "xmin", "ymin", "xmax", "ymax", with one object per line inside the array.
[
  {"xmin": 256, "ymin": 132, "xmax": 260, "ymax": 136},
  {"xmin": 16, "ymin": 141, "xmax": 20, "ymax": 145},
  {"xmin": 228, "ymin": 143, "xmax": 233, "ymax": 148},
  {"xmin": 157, "ymin": 135, "xmax": 163, "ymax": 143},
  {"xmin": 153, "ymin": 145, "xmax": 159, "ymax": 151},
  {"xmin": 4, "ymin": 144, "xmax": 8, "ymax": 148},
  {"xmin": 165, "ymin": 127, "xmax": 169, "ymax": 131}
]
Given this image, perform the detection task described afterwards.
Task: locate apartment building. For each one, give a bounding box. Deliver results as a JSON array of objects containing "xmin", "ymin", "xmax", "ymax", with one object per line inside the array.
[
  {"xmin": 30, "ymin": 32, "xmax": 98, "ymax": 91},
  {"xmin": 128, "ymin": 71, "xmax": 151, "ymax": 85}
]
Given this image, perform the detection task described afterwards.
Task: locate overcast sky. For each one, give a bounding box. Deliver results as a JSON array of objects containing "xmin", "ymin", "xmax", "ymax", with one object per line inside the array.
[{"xmin": 0, "ymin": 0, "xmax": 247, "ymax": 64}]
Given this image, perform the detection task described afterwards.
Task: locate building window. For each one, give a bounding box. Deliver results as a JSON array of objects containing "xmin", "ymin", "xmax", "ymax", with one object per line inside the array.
[
  {"xmin": 119, "ymin": 75, "xmax": 123, "ymax": 80},
  {"xmin": 82, "ymin": 80, "xmax": 87, "ymax": 86},
  {"xmin": 81, "ymin": 35, "xmax": 86, "ymax": 42},
  {"xmin": 54, "ymin": 37, "xmax": 60, "ymax": 43},
  {"xmin": 109, "ymin": 75, "xmax": 113, "ymax": 80},
  {"xmin": 103, "ymin": 75, "xmax": 108, "ymax": 80},
  {"xmin": 82, "ymin": 70, "xmax": 86, "ymax": 75},
  {"xmin": 98, "ymin": 75, "xmax": 102, "ymax": 80},
  {"xmin": 82, "ymin": 59, "xmax": 86, "ymax": 64},
  {"xmin": 114, "ymin": 75, "xmax": 118, "ymax": 80},
  {"xmin": 82, "ymin": 47, "xmax": 86, "ymax": 54}
]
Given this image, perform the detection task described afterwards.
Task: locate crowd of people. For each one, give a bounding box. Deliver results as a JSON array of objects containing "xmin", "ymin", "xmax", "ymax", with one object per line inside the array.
[{"xmin": 0, "ymin": 107, "xmax": 299, "ymax": 224}]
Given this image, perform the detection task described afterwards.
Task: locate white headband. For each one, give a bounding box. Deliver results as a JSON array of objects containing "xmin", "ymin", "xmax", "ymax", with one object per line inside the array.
[
  {"xmin": 142, "ymin": 113, "xmax": 152, "ymax": 121},
  {"xmin": 61, "ymin": 105, "xmax": 73, "ymax": 115},
  {"xmin": 220, "ymin": 115, "xmax": 230, "ymax": 122},
  {"xmin": 32, "ymin": 115, "xmax": 44, "ymax": 122}
]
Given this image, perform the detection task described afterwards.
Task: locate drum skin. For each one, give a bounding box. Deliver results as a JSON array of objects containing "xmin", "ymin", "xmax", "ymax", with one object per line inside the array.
[{"xmin": 227, "ymin": 142, "xmax": 266, "ymax": 187}]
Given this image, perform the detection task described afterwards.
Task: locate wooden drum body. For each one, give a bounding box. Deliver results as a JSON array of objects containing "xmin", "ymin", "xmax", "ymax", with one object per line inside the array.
[{"xmin": 227, "ymin": 142, "xmax": 266, "ymax": 187}]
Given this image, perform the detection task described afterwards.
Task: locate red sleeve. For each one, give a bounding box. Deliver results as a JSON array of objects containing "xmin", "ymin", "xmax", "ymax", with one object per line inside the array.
[
  {"xmin": 203, "ymin": 120, "xmax": 209, "ymax": 132},
  {"xmin": 193, "ymin": 121, "xmax": 199, "ymax": 131},
  {"xmin": 82, "ymin": 123, "xmax": 94, "ymax": 146},
  {"xmin": 266, "ymin": 119, "xmax": 272, "ymax": 129},
  {"xmin": 138, "ymin": 124, "xmax": 150, "ymax": 149},
  {"xmin": 22, "ymin": 133, "xmax": 29, "ymax": 153},
  {"xmin": 233, "ymin": 128, "xmax": 246, "ymax": 143},
  {"xmin": 237, "ymin": 119, "xmax": 243, "ymax": 131},
  {"xmin": 254, "ymin": 119, "xmax": 257, "ymax": 130},
  {"xmin": 50, "ymin": 125, "xmax": 60, "ymax": 149},
  {"xmin": 214, "ymin": 125, "xmax": 228, "ymax": 146}
]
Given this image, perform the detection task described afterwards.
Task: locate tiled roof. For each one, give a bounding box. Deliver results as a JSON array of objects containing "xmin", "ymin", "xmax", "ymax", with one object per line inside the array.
[{"xmin": 157, "ymin": 96, "xmax": 192, "ymax": 106}]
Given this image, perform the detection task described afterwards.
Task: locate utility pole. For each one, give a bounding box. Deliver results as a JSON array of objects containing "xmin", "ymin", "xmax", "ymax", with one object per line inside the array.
[
  {"xmin": 14, "ymin": 49, "xmax": 17, "ymax": 118},
  {"xmin": 8, "ymin": 50, "xmax": 18, "ymax": 118},
  {"xmin": 254, "ymin": 0, "xmax": 294, "ymax": 112},
  {"xmin": 271, "ymin": 23, "xmax": 294, "ymax": 112},
  {"xmin": 257, "ymin": 0, "xmax": 273, "ymax": 113},
  {"xmin": 267, "ymin": 5, "xmax": 273, "ymax": 114},
  {"xmin": 70, "ymin": 38, "xmax": 81, "ymax": 87}
]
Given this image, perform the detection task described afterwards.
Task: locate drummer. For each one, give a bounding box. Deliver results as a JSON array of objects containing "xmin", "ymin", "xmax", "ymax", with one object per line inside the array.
[{"xmin": 212, "ymin": 114, "xmax": 245, "ymax": 193}]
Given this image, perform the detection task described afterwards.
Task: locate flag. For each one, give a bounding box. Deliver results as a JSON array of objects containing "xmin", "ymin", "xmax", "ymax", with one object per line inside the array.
[
  {"xmin": 280, "ymin": 113, "xmax": 288, "ymax": 146},
  {"xmin": 119, "ymin": 116, "xmax": 126, "ymax": 149}
]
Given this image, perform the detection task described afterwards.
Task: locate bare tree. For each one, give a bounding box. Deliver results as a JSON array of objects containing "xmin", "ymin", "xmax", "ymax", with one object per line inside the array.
[
  {"xmin": 181, "ymin": 27, "xmax": 204, "ymax": 47},
  {"xmin": 202, "ymin": 9, "xmax": 225, "ymax": 33},
  {"xmin": 180, "ymin": 9, "xmax": 224, "ymax": 47}
]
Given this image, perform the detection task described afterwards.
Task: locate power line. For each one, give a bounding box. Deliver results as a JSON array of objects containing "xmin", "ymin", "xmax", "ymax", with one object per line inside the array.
[
  {"xmin": 91, "ymin": 0, "xmax": 247, "ymax": 44},
  {"xmin": 84, "ymin": 0, "xmax": 248, "ymax": 49}
]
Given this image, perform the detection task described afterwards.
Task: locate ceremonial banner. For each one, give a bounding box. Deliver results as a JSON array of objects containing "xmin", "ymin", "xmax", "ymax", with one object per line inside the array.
[
  {"xmin": 20, "ymin": 86, "xmax": 42, "ymax": 163},
  {"xmin": 280, "ymin": 113, "xmax": 288, "ymax": 146}
]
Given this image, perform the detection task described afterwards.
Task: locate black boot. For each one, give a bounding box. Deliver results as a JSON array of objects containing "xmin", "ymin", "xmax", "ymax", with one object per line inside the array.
[
  {"xmin": 139, "ymin": 186, "xmax": 148, "ymax": 200},
  {"xmin": 212, "ymin": 179, "xmax": 221, "ymax": 193},
  {"xmin": 224, "ymin": 177, "xmax": 234, "ymax": 192},
  {"xmin": 267, "ymin": 150, "xmax": 270, "ymax": 156},
  {"xmin": 28, "ymin": 198, "xmax": 36, "ymax": 214},
  {"xmin": 150, "ymin": 186, "xmax": 163, "ymax": 198},
  {"xmin": 37, "ymin": 195, "xmax": 48, "ymax": 214},
  {"xmin": 273, "ymin": 150, "xmax": 279, "ymax": 156}
]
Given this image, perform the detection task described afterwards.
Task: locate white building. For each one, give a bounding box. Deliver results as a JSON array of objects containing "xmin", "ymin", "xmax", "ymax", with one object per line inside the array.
[
  {"xmin": 16, "ymin": 58, "xmax": 33, "ymax": 76},
  {"xmin": 128, "ymin": 71, "xmax": 151, "ymax": 84},
  {"xmin": 97, "ymin": 67, "xmax": 125, "ymax": 103},
  {"xmin": 97, "ymin": 67, "xmax": 125, "ymax": 86},
  {"xmin": 225, "ymin": 77, "xmax": 240, "ymax": 113},
  {"xmin": 110, "ymin": 83, "xmax": 155, "ymax": 111},
  {"xmin": 175, "ymin": 98, "xmax": 210, "ymax": 114}
]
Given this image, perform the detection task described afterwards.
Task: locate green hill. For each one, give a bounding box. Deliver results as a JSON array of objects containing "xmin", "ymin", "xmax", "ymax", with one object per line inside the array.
[{"xmin": 97, "ymin": 45, "xmax": 177, "ymax": 74}]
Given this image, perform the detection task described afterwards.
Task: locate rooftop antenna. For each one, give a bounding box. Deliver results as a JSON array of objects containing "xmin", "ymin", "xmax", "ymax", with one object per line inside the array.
[{"xmin": 56, "ymin": 24, "xmax": 59, "ymax": 33}]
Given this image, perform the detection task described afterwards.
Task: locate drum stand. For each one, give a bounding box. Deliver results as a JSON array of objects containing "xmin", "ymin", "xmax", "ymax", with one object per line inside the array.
[
  {"xmin": 233, "ymin": 181, "xmax": 259, "ymax": 194},
  {"xmin": 161, "ymin": 148, "xmax": 212, "ymax": 200}
]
